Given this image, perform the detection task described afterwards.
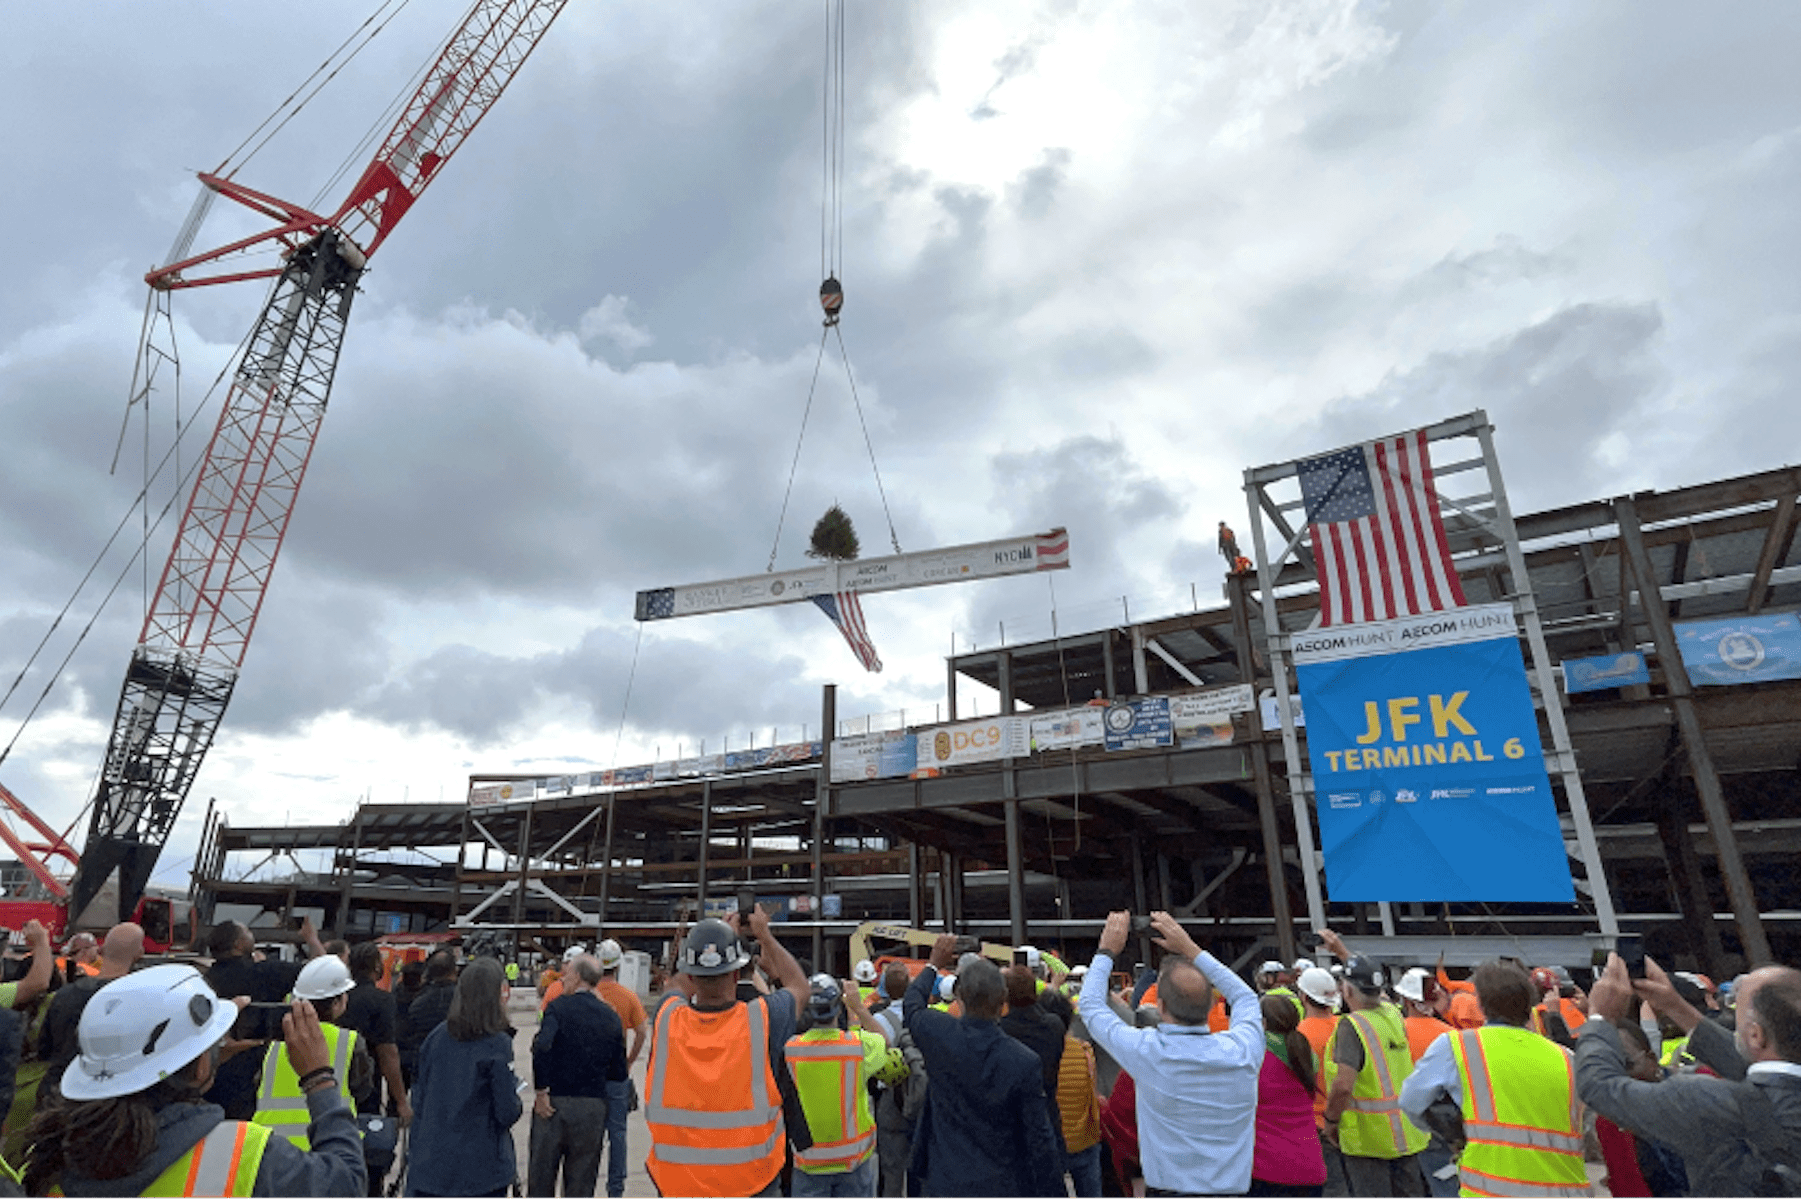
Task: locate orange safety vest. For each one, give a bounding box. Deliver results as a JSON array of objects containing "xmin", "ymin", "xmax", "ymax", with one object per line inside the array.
[
  {"xmin": 1300, "ymin": 1014, "xmax": 1338, "ymax": 1128},
  {"xmin": 1449, "ymin": 1027, "xmax": 1588, "ymax": 1197},
  {"xmin": 1405, "ymin": 1014, "xmax": 1453, "ymax": 1062},
  {"xmin": 644, "ymin": 995, "xmax": 785, "ymax": 1197}
]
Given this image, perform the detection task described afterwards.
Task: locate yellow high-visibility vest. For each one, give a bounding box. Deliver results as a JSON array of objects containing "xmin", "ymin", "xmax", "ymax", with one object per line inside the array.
[
  {"xmin": 786, "ymin": 1028, "xmax": 878, "ymax": 1173},
  {"xmin": 251, "ymin": 1023, "xmax": 357, "ymax": 1148},
  {"xmin": 1449, "ymin": 1026, "xmax": 1589, "ymax": 1198},
  {"xmin": 143, "ymin": 1121, "xmax": 271, "ymax": 1197},
  {"xmin": 1324, "ymin": 1004, "xmax": 1429, "ymax": 1160}
]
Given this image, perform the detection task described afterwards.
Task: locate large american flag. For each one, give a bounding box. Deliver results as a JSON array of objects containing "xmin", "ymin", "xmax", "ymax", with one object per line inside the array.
[
  {"xmin": 812, "ymin": 591, "xmax": 882, "ymax": 672},
  {"xmin": 1298, "ymin": 428, "xmax": 1467, "ymax": 626}
]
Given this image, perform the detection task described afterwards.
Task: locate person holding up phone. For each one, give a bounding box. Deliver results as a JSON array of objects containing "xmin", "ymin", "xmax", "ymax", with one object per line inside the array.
[{"xmin": 24, "ymin": 965, "xmax": 364, "ymax": 1196}]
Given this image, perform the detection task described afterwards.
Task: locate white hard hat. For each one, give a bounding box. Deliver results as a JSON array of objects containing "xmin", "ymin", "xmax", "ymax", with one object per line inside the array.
[
  {"xmin": 1018, "ymin": 945, "xmax": 1043, "ymax": 972},
  {"xmin": 1068, "ymin": 964, "xmax": 1088, "ymax": 977},
  {"xmin": 1296, "ymin": 966, "xmax": 1341, "ymax": 1008},
  {"xmin": 294, "ymin": 954, "xmax": 355, "ymax": 1002},
  {"xmin": 853, "ymin": 958, "xmax": 878, "ymax": 984},
  {"xmin": 1291, "ymin": 957, "xmax": 1316, "ymax": 973},
  {"xmin": 937, "ymin": 974, "xmax": 957, "ymax": 1002},
  {"xmin": 1396, "ymin": 967, "xmax": 1431, "ymax": 1004},
  {"xmin": 1258, "ymin": 960, "xmax": 1287, "ymax": 978},
  {"xmin": 597, "ymin": 939, "xmax": 623, "ymax": 969},
  {"xmin": 63, "ymin": 965, "xmax": 240, "ymax": 1101},
  {"xmin": 563, "ymin": 944, "xmax": 587, "ymax": 963}
]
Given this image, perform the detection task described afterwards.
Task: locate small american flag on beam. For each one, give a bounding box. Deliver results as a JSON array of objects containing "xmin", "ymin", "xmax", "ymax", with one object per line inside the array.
[
  {"xmin": 1298, "ymin": 428, "xmax": 1467, "ymax": 626},
  {"xmin": 812, "ymin": 591, "xmax": 883, "ymax": 672}
]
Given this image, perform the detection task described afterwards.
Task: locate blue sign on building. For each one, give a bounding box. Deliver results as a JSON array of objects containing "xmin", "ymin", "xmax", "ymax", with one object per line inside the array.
[
  {"xmin": 1677, "ymin": 612, "xmax": 1801, "ymax": 686},
  {"xmin": 1293, "ymin": 606, "xmax": 1573, "ymax": 903},
  {"xmin": 1562, "ymin": 651, "xmax": 1651, "ymax": 694},
  {"xmin": 1102, "ymin": 697, "xmax": 1174, "ymax": 751}
]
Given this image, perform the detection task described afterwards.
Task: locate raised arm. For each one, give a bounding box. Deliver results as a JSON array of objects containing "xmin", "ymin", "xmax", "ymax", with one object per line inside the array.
[{"xmin": 733, "ymin": 905, "xmax": 807, "ymax": 1014}]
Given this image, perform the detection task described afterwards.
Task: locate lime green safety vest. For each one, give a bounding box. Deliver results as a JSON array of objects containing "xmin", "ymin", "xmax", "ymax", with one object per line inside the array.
[
  {"xmin": 1449, "ymin": 1026, "xmax": 1588, "ymax": 1197},
  {"xmin": 785, "ymin": 1029, "xmax": 876, "ymax": 1173},
  {"xmin": 142, "ymin": 1121, "xmax": 270, "ymax": 1197},
  {"xmin": 252, "ymin": 1023, "xmax": 357, "ymax": 1148},
  {"xmin": 1325, "ymin": 1004, "xmax": 1429, "ymax": 1160}
]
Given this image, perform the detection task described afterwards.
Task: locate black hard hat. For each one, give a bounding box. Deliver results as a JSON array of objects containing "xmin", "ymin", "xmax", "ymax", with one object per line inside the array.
[
  {"xmin": 1342, "ymin": 955, "xmax": 1386, "ymax": 993},
  {"xmin": 806, "ymin": 973, "xmax": 843, "ymax": 1024},
  {"xmin": 678, "ymin": 919, "xmax": 749, "ymax": 978}
]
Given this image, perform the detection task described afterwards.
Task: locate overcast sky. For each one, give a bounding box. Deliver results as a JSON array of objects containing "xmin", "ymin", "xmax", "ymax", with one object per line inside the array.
[{"xmin": 2, "ymin": 1, "xmax": 1798, "ymax": 885}]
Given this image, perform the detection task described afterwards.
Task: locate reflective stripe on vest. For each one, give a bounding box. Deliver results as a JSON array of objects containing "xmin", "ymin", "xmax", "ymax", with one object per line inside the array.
[
  {"xmin": 644, "ymin": 996, "xmax": 785, "ymax": 1193},
  {"xmin": 142, "ymin": 1121, "xmax": 272, "ymax": 1197},
  {"xmin": 252, "ymin": 1023, "xmax": 357, "ymax": 1148},
  {"xmin": 1450, "ymin": 1027, "xmax": 1589, "ymax": 1198},
  {"xmin": 1333, "ymin": 1006, "xmax": 1428, "ymax": 1160},
  {"xmin": 787, "ymin": 1032, "xmax": 875, "ymax": 1171}
]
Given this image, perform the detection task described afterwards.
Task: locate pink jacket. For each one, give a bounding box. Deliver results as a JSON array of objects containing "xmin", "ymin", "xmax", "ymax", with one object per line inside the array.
[{"xmin": 1253, "ymin": 1050, "xmax": 1328, "ymax": 1186}]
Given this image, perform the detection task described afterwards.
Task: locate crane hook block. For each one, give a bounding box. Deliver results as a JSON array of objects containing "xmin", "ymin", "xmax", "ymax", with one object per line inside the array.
[{"xmin": 820, "ymin": 276, "xmax": 844, "ymax": 326}]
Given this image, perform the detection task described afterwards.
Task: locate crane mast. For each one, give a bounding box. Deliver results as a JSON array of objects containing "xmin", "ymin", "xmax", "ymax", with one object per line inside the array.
[{"xmin": 66, "ymin": 0, "xmax": 569, "ymax": 923}]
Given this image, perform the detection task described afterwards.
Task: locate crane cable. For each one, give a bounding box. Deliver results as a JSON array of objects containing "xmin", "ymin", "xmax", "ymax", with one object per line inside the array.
[
  {"xmin": 769, "ymin": 0, "xmax": 900, "ymax": 569},
  {"xmin": 215, "ymin": 0, "xmax": 418, "ymax": 179}
]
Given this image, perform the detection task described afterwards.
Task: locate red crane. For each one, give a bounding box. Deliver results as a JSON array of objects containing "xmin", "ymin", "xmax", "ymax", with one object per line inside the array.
[{"xmin": 57, "ymin": 0, "xmax": 569, "ymax": 926}]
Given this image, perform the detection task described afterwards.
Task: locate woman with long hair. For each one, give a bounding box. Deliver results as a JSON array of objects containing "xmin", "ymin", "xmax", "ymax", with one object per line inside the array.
[
  {"xmin": 1251, "ymin": 992, "xmax": 1328, "ymax": 1197},
  {"xmin": 406, "ymin": 957, "xmax": 525, "ymax": 1198}
]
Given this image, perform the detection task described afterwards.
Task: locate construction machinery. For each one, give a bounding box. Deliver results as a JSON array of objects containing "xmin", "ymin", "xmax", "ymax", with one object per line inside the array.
[{"xmin": 0, "ymin": 1, "xmax": 569, "ymax": 937}]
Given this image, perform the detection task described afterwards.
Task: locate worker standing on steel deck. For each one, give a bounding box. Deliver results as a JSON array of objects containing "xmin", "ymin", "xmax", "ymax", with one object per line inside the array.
[{"xmin": 644, "ymin": 906, "xmax": 810, "ymax": 1198}]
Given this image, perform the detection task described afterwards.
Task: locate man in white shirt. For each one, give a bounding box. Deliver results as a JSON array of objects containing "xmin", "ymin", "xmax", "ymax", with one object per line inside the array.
[{"xmin": 1078, "ymin": 910, "xmax": 1264, "ymax": 1196}]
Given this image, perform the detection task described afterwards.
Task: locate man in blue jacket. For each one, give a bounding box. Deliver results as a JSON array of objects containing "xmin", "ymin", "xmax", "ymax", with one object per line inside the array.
[{"xmin": 903, "ymin": 935, "xmax": 1063, "ymax": 1196}]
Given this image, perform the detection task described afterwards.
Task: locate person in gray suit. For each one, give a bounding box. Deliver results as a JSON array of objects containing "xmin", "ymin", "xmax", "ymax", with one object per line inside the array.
[{"xmin": 1577, "ymin": 953, "xmax": 1801, "ymax": 1196}]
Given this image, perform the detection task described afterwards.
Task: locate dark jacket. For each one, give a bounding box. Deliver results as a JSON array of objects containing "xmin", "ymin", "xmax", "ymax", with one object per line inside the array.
[
  {"xmin": 532, "ymin": 990, "xmax": 627, "ymax": 1097},
  {"xmin": 407, "ymin": 1025, "xmax": 523, "ymax": 1196},
  {"xmin": 1576, "ymin": 1016, "xmax": 1801, "ymax": 1196},
  {"xmin": 55, "ymin": 1090, "xmax": 364, "ymax": 1197},
  {"xmin": 399, "ymin": 980, "xmax": 455, "ymax": 1072},
  {"xmin": 903, "ymin": 966, "xmax": 1063, "ymax": 1196},
  {"xmin": 1000, "ymin": 1002, "xmax": 1068, "ymax": 1160}
]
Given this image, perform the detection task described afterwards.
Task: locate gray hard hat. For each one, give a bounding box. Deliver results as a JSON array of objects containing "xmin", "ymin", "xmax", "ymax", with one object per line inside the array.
[{"xmin": 678, "ymin": 919, "xmax": 749, "ymax": 978}]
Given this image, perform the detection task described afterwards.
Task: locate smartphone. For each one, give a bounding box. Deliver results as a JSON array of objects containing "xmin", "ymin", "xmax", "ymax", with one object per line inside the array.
[
  {"xmin": 1617, "ymin": 934, "xmax": 1646, "ymax": 979},
  {"xmin": 736, "ymin": 890, "xmax": 756, "ymax": 921},
  {"xmin": 1013, "ymin": 949, "xmax": 1029, "ymax": 967}
]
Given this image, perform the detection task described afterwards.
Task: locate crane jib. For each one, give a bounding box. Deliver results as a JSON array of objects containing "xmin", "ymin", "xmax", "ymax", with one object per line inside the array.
[{"xmin": 71, "ymin": 0, "xmax": 570, "ymax": 924}]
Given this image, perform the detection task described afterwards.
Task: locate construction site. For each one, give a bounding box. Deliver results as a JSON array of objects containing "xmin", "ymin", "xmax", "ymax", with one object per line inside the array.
[
  {"xmin": 0, "ymin": 2, "xmax": 1795, "ymax": 993},
  {"xmin": 189, "ymin": 442, "xmax": 1801, "ymax": 982}
]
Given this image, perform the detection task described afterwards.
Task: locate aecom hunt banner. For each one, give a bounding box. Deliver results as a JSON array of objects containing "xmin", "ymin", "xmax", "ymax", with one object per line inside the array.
[{"xmin": 1293, "ymin": 604, "xmax": 1573, "ymax": 903}]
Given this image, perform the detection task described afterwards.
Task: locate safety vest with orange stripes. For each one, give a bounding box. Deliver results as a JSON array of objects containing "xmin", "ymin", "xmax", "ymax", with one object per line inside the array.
[
  {"xmin": 52, "ymin": 1121, "xmax": 272, "ymax": 1197},
  {"xmin": 1449, "ymin": 1026, "xmax": 1589, "ymax": 1198},
  {"xmin": 786, "ymin": 1028, "xmax": 878, "ymax": 1173},
  {"xmin": 645, "ymin": 995, "xmax": 786, "ymax": 1197},
  {"xmin": 1324, "ymin": 1004, "xmax": 1429, "ymax": 1160}
]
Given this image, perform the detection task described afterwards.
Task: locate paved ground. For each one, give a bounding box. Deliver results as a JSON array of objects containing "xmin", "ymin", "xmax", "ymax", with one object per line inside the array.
[{"xmin": 502, "ymin": 987, "xmax": 658, "ymax": 1198}]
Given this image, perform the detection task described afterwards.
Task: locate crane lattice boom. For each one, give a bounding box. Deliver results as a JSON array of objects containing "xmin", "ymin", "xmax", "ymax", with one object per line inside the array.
[{"xmin": 66, "ymin": 0, "xmax": 569, "ymax": 923}]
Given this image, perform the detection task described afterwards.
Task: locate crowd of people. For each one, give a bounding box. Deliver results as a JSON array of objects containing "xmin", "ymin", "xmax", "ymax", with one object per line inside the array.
[{"xmin": 0, "ymin": 908, "xmax": 1794, "ymax": 1197}]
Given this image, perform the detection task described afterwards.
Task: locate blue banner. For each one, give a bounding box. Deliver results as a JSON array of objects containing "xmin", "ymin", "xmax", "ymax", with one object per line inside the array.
[
  {"xmin": 1562, "ymin": 651, "xmax": 1651, "ymax": 694},
  {"xmin": 1295, "ymin": 615, "xmax": 1572, "ymax": 903},
  {"xmin": 1103, "ymin": 697, "xmax": 1174, "ymax": 751},
  {"xmin": 1677, "ymin": 612, "xmax": 1801, "ymax": 686}
]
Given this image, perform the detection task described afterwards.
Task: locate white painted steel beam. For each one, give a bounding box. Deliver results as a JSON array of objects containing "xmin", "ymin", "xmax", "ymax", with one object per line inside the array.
[{"xmin": 634, "ymin": 528, "xmax": 1070, "ymax": 621}]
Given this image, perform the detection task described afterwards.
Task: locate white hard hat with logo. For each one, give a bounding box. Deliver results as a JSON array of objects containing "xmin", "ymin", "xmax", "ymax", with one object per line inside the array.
[
  {"xmin": 853, "ymin": 958, "xmax": 878, "ymax": 984},
  {"xmin": 62, "ymin": 964, "xmax": 241, "ymax": 1101},
  {"xmin": 294, "ymin": 954, "xmax": 355, "ymax": 1002},
  {"xmin": 563, "ymin": 944, "xmax": 588, "ymax": 963},
  {"xmin": 597, "ymin": 939, "xmax": 623, "ymax": 969}
]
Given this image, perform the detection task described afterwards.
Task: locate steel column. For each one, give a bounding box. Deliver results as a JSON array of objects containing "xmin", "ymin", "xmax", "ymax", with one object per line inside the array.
[
  {"xmin": 1005, "ymin": 799, "xmax": 1026, "ymax": 946},
  {"xmin": 1230, "ymin": 573, "xmax": 1296, "ymax": 962},
  {"xmin": 1617, "ymin": 496, "xmax": 1769, "ymax": 964}
]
